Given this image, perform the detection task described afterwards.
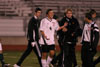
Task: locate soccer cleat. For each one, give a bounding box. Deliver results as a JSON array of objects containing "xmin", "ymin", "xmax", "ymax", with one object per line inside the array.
[{"xmin": 13, "ymin": 64, "xmax": 20, "ymax": 67}]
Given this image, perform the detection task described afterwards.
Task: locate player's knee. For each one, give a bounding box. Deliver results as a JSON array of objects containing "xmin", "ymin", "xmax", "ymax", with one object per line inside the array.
[
  {"xmin": 42, "ymin": 52, "xmax": 47, "ymax": 59},
  {"xmin": 50, "ymin": 50, "xmax": 55, "ymax": 58}
]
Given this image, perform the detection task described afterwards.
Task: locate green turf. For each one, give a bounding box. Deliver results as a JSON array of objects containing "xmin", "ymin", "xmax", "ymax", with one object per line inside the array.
[{"xmin": 0, "ymin": 51, "xmax": 100, "ymax": 67}]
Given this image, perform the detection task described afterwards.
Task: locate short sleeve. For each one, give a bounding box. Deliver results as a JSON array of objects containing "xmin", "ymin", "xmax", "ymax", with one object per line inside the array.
[{"xmin": 39, "ymin": 19, "xmax": 46, "ymax": 31}]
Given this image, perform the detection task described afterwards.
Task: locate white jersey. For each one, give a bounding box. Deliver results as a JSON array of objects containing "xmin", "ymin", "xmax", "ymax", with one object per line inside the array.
[
  {"xmin": 39, "ymin": 17, "xmax": 59, "ymax": 45},
  {"xmin": 81, "ymin": 22, "xmax": 99, "ymax": 42}
]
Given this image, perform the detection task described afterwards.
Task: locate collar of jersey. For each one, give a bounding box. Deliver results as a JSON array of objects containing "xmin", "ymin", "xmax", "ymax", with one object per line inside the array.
[{"xmin": 46, "ymin": 17, "xmax": 52, "ymax": 22}]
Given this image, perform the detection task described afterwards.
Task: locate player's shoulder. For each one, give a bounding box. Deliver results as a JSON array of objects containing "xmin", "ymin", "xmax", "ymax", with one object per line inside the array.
[{"xmin": 41, "ymin": 18, "xmax": 47, "ymax": 23}]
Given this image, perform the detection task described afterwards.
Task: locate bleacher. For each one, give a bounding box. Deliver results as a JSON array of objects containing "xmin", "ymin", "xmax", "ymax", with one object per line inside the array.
[
  {"xmin": 0, "ymin": 0, "xmax": 100, "ymax": 17},
  {"xmin": 0, "ymin": 0, "xmax": 100, "ymax": 36},
  {"xmin": 0, "ymin": 18, "xmax": 26, "ymax": 36},
  {"xmin": 0, "ymin": 0, "xmax": 32, "ymax": 17}
]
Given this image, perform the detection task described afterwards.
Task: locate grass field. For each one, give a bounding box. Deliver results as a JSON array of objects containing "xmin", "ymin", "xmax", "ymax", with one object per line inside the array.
[{"xmin": 0, "ymin": 51, "xmax": 100, "ymax": 67}]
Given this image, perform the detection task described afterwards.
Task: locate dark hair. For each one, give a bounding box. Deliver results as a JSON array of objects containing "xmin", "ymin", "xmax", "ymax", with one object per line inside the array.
[
  {"xmin": 85, "ymin": 13, "xmax": 92, "ymax": 20},
  {"xmin": 46, "ymin": 9, "xmax": 53, "ymax": 14},
  {"xmin": 89, "ymin": 9, "xmax": 96, "ymax": 15},
  {"xmin": 35, "ymin": 8, "xmax": 42, "ymax": 12}
]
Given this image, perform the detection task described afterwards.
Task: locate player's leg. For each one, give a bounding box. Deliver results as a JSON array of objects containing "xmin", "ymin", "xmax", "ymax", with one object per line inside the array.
[
  {"xmin": 47, "ymin": 45, "xmax": 55, "ymax": 67},
  {"xmin": 81, "ymin": 44, "xmax": 88, "ymax": 67},
  {"xmin": 0, "ymin": 43, "xmax": 10, "ymax": 67},
  {"xmin": 41, "ymin": 45, "xmax": 48, "ymax": 67},
  {"xmin": 51, "ymin": 41, "xmax": 63, "ymax": 66},
  {"xmin": 63, "ymin": 43, "xmax": 73, "ymax": 67},
  {"xmin": 81, "ymin": 43, "xmax": 94, "ymax": 67},
  {"xmin": 0, "ymin": 43, "xmax": 4, "ymax": 67},
  {"xmin": 33, "ymin": 45, "xmax": 42, "ymax": 67},
  {"xmin": 94, "ymin": 56, "xmax": 100, "ymax": 66},
  {"xmin": 14, "ymin": 41, "xmax": 32, "ymax": 67},
  {"xmin": 56, "ymin": 42, "xmax": 63, "ymax": 67},
  {"xmin": 71, "ymin": 44, "xmax": 78, "ymax": 67}
]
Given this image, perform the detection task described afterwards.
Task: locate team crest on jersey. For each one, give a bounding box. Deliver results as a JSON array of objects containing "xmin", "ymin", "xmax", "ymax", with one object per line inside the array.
[{"xmin": 72, "ymin": 22, "xmax": 74, "ymax": 24}]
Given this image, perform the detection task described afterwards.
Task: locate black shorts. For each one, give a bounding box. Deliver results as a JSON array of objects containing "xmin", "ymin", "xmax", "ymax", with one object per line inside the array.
[{"xmin": 41, "ymin": 45, "xmax": 55, "ymax": 52}]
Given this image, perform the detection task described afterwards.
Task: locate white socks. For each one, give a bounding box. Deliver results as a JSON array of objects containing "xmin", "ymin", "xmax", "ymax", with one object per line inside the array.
[
  {"xmin": 41, "ymin": 59, "xmax": 47, "ymax": 67},
  {"xmin": 47, "ymin": 56, "xmax": 52, "ymax": 67},
  {"xmin": 41, "ymin": 56, "xmax": 52, "ymax": 67}
]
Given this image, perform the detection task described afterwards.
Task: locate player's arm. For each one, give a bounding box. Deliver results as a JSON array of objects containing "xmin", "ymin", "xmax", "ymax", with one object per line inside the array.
[
  {"xmin": 39, "ymin": 19, "xmax": 49, "ymax": 40},
  {"xmin": 72, "ymin": 19, "xmax": 81, "ymax": 37},
  {"xmin": 28, "ymin": 18, "xmax": 37, "ymax": 47},
  {"xmin": 40, "ymin": 31, "xmax": 49, "ymax": 40},
  {"xmin": 28, "ymin": 17, "xmax": 35, "ymax": 42},
  {"xmin": 58, "ymin": 23, "xmax": 67, "ymax": 30},
  {"xmin": 92, "ymin": 25, "xmax": 99, "ymax": 50},
  {"xmin": 56, "ymin": 21, "xmax": 68, "ymax": 31}
]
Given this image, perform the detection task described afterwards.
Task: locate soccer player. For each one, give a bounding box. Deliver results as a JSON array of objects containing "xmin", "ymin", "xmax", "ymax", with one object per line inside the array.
[
  {"xmin": 81, "ymin": 12, "xmax": 99, "ymax": 67},
  {"xmin": 61, "ymin": 9, "xmax": 80, "ymax": 67},
  {"xmin": 13, "ymin": 8, "xmax": 42, "ymax": 67},
  {"xmin": 89, "ymin": 9, "xmax": 100, "ymax": 67},
  {"xmin": 0, "ymin": 39, "xmax": 10, "ymax": 67},
  {"xmin": 39, "ymin": 9, "xmax": 67, "ymax": 67}
]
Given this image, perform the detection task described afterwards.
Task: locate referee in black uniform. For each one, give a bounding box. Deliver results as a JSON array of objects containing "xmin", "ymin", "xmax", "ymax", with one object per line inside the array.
[
  {"xmin": 81, "ymin": 12, "xmax": 99, "ymax": 67},
  {"xmin": 14, "ymin": 8, "xmax": 42, "ymax": 67}
]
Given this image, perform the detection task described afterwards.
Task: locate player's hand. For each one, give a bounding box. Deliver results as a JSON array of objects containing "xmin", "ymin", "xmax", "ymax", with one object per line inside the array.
[
  {"xmin": 63, "ymin": 22, "xmax": 68, "ymax": 27},
  {"xmin": 62, "ymin": 27, "xmax": 67, "ymax": 32},
  {"xmin": 72, "ymin": 33, "xmax": 75, "ymax": 36},
  {"xmin": 31, "ymin": 42, "xmax": 36, "ymax": 47},
  {"xmin": 44, "ymin": 36, "xmax": 50, "ymax": 40}
]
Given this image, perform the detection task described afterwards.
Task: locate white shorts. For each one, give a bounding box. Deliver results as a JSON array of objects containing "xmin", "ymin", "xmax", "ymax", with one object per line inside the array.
[{"xmin": 0, "ymin": 43, "xmax": 2, "ymax": 50}]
